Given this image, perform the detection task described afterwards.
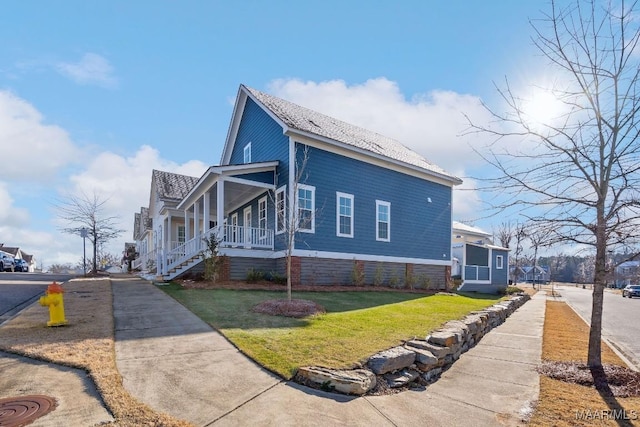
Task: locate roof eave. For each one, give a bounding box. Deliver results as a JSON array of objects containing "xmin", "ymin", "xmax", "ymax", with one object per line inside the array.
[{"xmin": 286, "ymin": 128, "xmax": 462, "ymax": 186}]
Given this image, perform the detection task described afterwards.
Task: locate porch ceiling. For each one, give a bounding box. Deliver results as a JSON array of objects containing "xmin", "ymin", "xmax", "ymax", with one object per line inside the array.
[
  {"xmin": 177, "ymin": 161, "xmax": 278, "ymax": 211},
  {"xmin": 213, "ymin": 181, "xmax": 268, "ymax": 212}
]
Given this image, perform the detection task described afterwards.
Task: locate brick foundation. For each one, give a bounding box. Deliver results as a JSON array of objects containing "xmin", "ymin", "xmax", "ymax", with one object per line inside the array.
[{"xmin": 290, "ymin": 256, "xmax": 301, "ymax": 286}]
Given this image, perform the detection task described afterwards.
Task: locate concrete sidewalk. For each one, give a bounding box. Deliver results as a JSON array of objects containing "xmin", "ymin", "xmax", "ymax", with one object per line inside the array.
[{"xmin": 112, "ymin": 277, "xmax": 545, "ymax": 426}]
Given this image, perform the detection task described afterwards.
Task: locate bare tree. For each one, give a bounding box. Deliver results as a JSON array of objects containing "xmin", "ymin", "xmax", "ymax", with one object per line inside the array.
[
  {"xmin": 468, "ymin": 0, "xmax": 640, "ymax": 367},
  {"xmin": 275, "ymin": 145, "xmax": 313, "ymax": 302},
  {"xmin": 494, "ymin": 221, "xmax": 513, "ymax": 249},
  {"xmin": 56, "ymin": 191, "xmax": 125, "ymax": 274},
  {"xmin": 527, "ymin": 226, "xmax": 552, "ymax": 289},
  {"xmin": 511, "ymin": 223, "xmax": 527, "ymax": 285}
]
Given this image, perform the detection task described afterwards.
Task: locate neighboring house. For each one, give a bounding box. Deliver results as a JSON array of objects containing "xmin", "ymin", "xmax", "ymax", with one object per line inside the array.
[
  {"xmin": 0, "ymin": 244, "xmax": 36, "ymax": 272},
  {"xmin": 511, "ymin": 265, "xmax": 550, "ymax": 284},
  {"xmin": 614, "ymin": 260, "xmax": 640, "ymax": 288},
  {"xmin": 451, "ymin": 221, "xmax": 509, "ymax": 293},
  {"xmin": 133, "ymin": 84, "xmax": 463, "ymax": 288}
]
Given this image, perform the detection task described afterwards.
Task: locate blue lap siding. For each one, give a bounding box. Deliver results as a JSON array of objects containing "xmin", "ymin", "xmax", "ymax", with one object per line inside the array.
[
  {"xmin": 229, "ymin": 98, "xmax": 289, "ymax": 187},
  {"xmin": 226, "ymin": 96, "xmax": 453, "ymax": 263},
  {"xmin": 492, "ymin": 249, "xmax": 508, "ymax": 286},
  {"xmin": 292, "ymin": 144, "xmax": 452, "ymax": 261}
]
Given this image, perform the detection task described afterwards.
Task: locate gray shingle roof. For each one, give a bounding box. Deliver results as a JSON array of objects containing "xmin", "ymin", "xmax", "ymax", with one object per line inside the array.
[
  {"xmin": 152, "ymin": 170, "xmax": 199, "ymax": 201},
  {"xmin": 244, "ymin": 85, "xmax": 460, "ymax": 183}
]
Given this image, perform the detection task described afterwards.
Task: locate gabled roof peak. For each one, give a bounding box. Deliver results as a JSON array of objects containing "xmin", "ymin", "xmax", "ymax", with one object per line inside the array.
[
  {"xmin": 152, "ymin": 170, "xmax": 199, "ymax": 201},
  {"xmin": 241, "ymin": 85, "xmax": 461, "ymax": 184}
]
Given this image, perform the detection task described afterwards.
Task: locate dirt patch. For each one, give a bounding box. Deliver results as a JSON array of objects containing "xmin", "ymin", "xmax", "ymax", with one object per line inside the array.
[
  {"xmin": 529, "ymin": 300, "xmax": 640, "ymax": 426},
  {"xmin": 537, "ymin": 361, "xmax": 640, "ymax": 398},
  {"xmin": 0, "ymin": 278, "xmax": 191, "ymax": 427},
  {"xmin": 252, "ymin": 299, "xmax": 326, "ymax": 318}
]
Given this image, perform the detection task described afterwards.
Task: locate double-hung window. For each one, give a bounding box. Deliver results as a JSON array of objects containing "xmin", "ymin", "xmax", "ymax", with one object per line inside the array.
[
  {"xmin": 496, "ymin": 255, "xmax": 504, "ymax": 269},
  {"xmin": 243, "ymin": 142, "xmax": 252, "ymax": 163},
  {"xmin": 275, "ymin": 186, "xmax": 286, "ymax": 234},
  {"xmin": 336, "ymin": 192, "xmax": 354, "ymax": 238},
  {"xmin": 297, "ymin": 184, "xmax": 315, "ymax": 233},
  {"xmin": 177, "ymin": 226, "xmax": 186, "ymax": 243},
  {"xmin": 376, "ymin": 200, "xmax": 390, "ymax": 242}
]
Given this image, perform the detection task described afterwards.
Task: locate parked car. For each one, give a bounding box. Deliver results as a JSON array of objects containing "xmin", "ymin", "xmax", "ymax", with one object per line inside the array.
[
  {"xmin": 14, "ymin": 259, "xmax": 29, "ymax": 272},
  {"xmin": 622, "ymin": 285, "xmax": 640, "ymax": 298},
  {"xmin": 0, "ymin": 252, "xmax": 15, "ymax": 272}
]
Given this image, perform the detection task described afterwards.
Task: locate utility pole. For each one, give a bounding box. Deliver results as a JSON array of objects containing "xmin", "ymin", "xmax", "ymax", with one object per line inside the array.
[{"xmin": 81, "ymin": 227, "xmax": 87, "ymax": 276}]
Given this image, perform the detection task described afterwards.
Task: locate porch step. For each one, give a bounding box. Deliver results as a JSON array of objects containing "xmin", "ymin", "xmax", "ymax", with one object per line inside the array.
[{"xmin": 163, "ymin": 255, "xmax": 203, "ymax": 280}]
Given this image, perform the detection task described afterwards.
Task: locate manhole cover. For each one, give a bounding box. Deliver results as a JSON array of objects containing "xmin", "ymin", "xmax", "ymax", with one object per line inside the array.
[{"xmin": 0, "ymin": 395, "xmax": 57, "ymax": 426}]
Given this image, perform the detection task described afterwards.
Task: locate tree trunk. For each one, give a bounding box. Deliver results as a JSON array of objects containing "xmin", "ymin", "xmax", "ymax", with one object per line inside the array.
[
  {"xmin": 286, "ymin": 253, "xmax": 292, "ymax": 302},
  {"xmin": 587, "ymin": 214, "xmax": 606, "ymax": 367}
]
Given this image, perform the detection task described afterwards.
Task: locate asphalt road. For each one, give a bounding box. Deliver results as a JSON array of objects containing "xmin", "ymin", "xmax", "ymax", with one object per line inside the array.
[
  {"xmin": 555, "ymin": 284, "xmax": 640, "ymax": 369},
  {"xmin": 0, "ymin": 272, "xmax": 74, "ymax": 324}
]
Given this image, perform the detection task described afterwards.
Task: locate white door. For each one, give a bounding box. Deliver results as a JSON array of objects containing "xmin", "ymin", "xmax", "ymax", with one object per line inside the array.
[{"xmin": 230, "ymin": 213, "xmax": 238, "ymax": 244}]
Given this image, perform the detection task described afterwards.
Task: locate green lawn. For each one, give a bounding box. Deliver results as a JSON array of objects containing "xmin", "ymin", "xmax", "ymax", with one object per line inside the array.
[{"xmin": 162, "ymin": 284, "xmax": 500, "ymax": 378}]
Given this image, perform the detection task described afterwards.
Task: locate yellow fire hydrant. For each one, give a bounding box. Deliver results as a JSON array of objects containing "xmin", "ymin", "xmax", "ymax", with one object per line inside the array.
[{"xmin": 39, "ymin": 282, "xmax": 68, "ymax": 327}]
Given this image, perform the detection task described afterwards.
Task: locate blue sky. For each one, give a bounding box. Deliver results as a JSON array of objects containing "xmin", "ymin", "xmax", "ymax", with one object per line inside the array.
[{"xmin": 0, "ymin": 1, "xmax": 552, "ymax": 267}]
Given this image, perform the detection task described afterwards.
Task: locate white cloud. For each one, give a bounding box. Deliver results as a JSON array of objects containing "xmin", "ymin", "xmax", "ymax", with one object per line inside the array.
[
  {"xmin": 66, "ymin": 145, "xmax": 208, "ymax": 252},
  {"xmin": 267, "ymin": 77, "xmax": 495, "ymax": 220},
  {"xmin": 0, "ymin": 91, "xmax": 209, "ymax": 267},
  {"xmin": 56, "ymin": 53, "xmax": 118, "ymax": 88},
  {"xmin": 0, "ymin": 91, "xmax": 78, "ymax": 181},
  {"xmin": 0, "ymin": 182, "xmax": 29, "ymax": 227}
]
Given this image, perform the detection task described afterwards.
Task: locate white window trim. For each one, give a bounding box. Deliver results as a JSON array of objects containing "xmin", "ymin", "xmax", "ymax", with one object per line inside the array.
[
  {"xmin": 336, "ymin": 192, "xmax": 354, "ymax": 238},
  {"xmin": 243, "ymin": 142, "xmax": 252, "ymax": 163},
  {"xmin": 376, "ymin": 200, "xmax": 390, "ymax": 242},
  {"xmin": 496, "ymin": 255, "xmax": 504, "ymax": 269},
  {"xmin": 297, "ymin": 184, "xmax": 315, "ymax": 234},
  {"xmin": 258, "ymin": 196, "xmax": 267, "ymax": 239},
  {"xmin": 275, "ymin": 186, "xmax": 286, "ymax": 235},
  {"xmin": 177, "ymin": 225, "xmax": 186, "ymax": 243}
]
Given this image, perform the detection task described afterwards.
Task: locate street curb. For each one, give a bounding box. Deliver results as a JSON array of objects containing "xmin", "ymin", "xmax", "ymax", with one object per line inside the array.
[{"xmin": 554, "ymin": 293, "xmax": 639, "ymax": 372}]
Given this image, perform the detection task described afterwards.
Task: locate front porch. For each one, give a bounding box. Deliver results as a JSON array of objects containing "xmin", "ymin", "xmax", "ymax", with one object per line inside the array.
[
  {"xmin": 161, "ymin": 224, "xmax": 274, "ymax": 279},
  {"xmin": 149, "ymin": 161, "xmax": 279, "ymax": 280}
]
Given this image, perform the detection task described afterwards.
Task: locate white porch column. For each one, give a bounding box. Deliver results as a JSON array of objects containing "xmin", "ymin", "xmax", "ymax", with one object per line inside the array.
[
  {"xmin": 217, "ymin": 178, "xmax": 225, "ymax": 239},
  {"xmin": 184, "ymin": 205, "xmax": 191, "ymax": 242},
  {"xmin": 167, "ymin": 214, "xmax": 173, "ymax": 251},
  {"xmin": 155, "ymin": 230, "xmax": 161, "ymax": 275},
  {"xmin": 203, "ymin": 191, "xmax": 211, "ymax": 233},
  {"xmin": 161, "ymin": 219, "xmax": 167, "ymax": 275},
  {"xmin": 194, "ymin": 199, "xmax": 201, "ymax": 243}
]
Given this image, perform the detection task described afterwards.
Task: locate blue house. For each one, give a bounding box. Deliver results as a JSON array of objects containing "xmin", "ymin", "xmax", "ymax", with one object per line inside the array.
[
  {"xmin": 451, "ymin": 221, "xmax": 510, "ymax": 293},
  {"xmin": 133, "ymin": 84, "xmax": 463, "ymax": 288}
]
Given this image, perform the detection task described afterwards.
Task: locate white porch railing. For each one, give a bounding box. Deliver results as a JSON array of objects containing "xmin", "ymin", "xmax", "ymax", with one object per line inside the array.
[
  {"xmin": 464, "ymin": 265, "xmax": 490, "ymax": 281},
  {"xmin": 164, "ymin": 225, "xmax": 274, "ymax": 275},
  {"xmin": 132, "ymin": 248, "xmax": 157, "ymax": 272}
]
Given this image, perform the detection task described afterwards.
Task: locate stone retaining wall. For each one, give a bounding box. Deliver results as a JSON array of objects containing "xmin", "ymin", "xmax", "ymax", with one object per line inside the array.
[{"xmin": 294, "ymin": 293, "xmax": 531, "ymax": 395}]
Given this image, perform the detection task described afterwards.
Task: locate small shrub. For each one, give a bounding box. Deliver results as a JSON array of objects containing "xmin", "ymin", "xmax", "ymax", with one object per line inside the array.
[
  {"xmin": 405, "ymin": 273, "xmax": 416, "ymax": 291},
  {"xmin": 501, "ymin": 285, "xmax": 524, "ymax": 295},
  {"xmin": 373, "ymin": 263, "xmax": 385, "ymax": 287},
  {"xmin": 269, "ymin": 271, "xmax": 287, "ymax": 285},
  {"xmin": 417, "ymin": 273, "xmax": 431, "ymax": 290},
  {"xmin": 350, "ymin": 260, "xmax": 365, "ymax": 286},
  {"xmin": 388, "ymin": 268, "xmax": 401, "ymax": 289},
  {"xmin": 202, "ymin": 234, "xmax": 224, "ymax": 282},
  {"xmin": 246, "ymin": 268, "xmax": 265, "ymax": 283}
]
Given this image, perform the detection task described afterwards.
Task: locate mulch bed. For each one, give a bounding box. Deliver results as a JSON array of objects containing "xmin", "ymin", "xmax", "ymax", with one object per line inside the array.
[
  {"xmin": 537, "ymin": 361, "xmax": 640, "ymax": 398},
  {"xmin": 177, "ymin": 279, "xmax": 447, "ymax": 294},
  {"xmin": 251, "ymin": 299, "xmax": 326, "ymax": 318}
]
